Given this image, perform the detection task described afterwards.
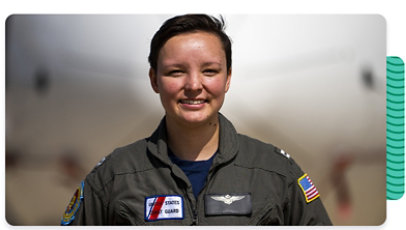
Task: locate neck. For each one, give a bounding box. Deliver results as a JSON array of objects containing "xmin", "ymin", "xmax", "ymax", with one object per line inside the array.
[{"xmin": 166, "ymin": 115, "xmax": 220, "ymax": 161}]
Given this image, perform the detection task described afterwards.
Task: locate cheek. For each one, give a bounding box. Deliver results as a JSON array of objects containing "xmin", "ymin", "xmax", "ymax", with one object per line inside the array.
[
  {"xmin": 159, "ymin": 79, "xmax": 181, "ymax": 97},
  {"xmin": 205, "ymin": 77, "xmax": 228, "ymax": 95}
]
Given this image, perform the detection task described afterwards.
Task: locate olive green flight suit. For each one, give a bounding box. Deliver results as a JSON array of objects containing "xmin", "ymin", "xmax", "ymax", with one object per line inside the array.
[{"xmin": 62, "ymin": 113, "xmax": 332, "ymax": 225}]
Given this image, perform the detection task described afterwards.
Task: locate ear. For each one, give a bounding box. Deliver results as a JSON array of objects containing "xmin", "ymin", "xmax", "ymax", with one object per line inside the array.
[
  {"xmin": 225, "ymin": 68, "xmax": 232, "ymax": 93},
  {"xmin": 149, "ymin": 68, "xmax": 160, "ymax": 93}
]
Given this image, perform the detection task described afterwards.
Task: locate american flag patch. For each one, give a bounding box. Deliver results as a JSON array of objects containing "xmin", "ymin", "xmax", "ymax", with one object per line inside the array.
[{"xmin": 298, "ymin": 173, "xmax": 320, "ymax": 203}]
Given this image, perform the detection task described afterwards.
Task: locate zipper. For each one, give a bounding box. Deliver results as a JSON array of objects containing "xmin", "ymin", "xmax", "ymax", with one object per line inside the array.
[
  {"xmin": 182, "ymin": 186, "xmax": 198, "ymax": 225},
  {"xmin": 169, "ymin": 163, "xmax": 198, "ymax": 225},
  {"xmin": 192, "ymin": 208, "xmax": 199, "ymax": 225},
  {"xmin": 184, "ymin": 161, "xmax": 222, "ymax": 225},
  {"xmin": 191, "ymin": 163, "xmax": 222, "ymax": 225},
  {"xmin": 189, "ymin": 188, "xmax": 198, "ymax": 225},
  {"xmin": 187, "ymin": 193, "xmax": 198, "ymax": 225}
]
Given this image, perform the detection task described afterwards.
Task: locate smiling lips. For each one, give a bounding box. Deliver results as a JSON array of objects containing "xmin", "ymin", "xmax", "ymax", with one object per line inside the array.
[
  {"xmin": 179, "ymin": 99, "xmax": 207, "ymax": 109},
  {"xmin": 180, "ymin": 99, "xmax": 206, "ymax": 105}
]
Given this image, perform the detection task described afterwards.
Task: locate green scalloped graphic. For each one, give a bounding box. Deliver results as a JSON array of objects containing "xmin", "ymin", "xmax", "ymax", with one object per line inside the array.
[{"xmin": 387, "ymin": 56, "xmax": 405, "ymax": 200}]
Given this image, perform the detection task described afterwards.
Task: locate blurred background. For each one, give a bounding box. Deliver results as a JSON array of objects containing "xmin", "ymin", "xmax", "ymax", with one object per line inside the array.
[{"xmin": 5, "ymin": 15, "xmax": 386, "ymax": 225}]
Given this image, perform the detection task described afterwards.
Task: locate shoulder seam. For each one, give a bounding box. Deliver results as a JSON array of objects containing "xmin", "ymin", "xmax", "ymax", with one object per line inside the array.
[{"xmin": 233, "ymin": 163, "xmax": 288, "ymax": 178}]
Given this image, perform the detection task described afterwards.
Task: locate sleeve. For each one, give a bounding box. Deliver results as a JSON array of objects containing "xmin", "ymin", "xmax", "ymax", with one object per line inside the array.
[
  {"xmin": 61, "ymin": 179, "xmax": 107, "ymax": 225},
  {"xmin": 285, "ymin": 157, "xmax": 332, "ymax": 225}
]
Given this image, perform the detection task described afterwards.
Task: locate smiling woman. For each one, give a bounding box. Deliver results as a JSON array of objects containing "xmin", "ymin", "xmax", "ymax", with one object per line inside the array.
[
  {"xmin": 150, "ymin": 31, "xmax": 231, "ymax": 161},
  {"xmin": 61, "ymin": 14, "xmax": 332, "ymax": 226}
]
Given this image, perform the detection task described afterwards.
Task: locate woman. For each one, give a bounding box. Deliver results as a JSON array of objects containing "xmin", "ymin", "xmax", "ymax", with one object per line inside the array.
[{"xmin": 61, "ymin": 14, "xmax": 332, "ymax": 225}]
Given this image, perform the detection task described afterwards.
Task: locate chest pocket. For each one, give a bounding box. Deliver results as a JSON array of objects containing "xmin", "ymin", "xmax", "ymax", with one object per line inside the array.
[
  {"xmin": 248, "ymin": 196, "xmax": 284, "ymax": 225},
  {"xmin": 114, "ymin": 200, "xmax": 146, "ymax": 225}
]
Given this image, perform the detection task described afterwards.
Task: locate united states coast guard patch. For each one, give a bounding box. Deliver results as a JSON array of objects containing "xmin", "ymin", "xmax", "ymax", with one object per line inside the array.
[
  {"xmin": 297, "ymin": 173, "xmax": 320, "ymax": 203},
  {"xmin": 145, "ymin": 195, "xmax": 184, "ymax": 221},
  {"xmin": 61, "ymin": 181, "xmax": 84, "ymax": 225}
]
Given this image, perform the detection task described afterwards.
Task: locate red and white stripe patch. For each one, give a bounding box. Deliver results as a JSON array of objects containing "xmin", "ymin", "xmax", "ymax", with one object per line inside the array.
[{"xmin": 145, "ymin": 195, "xmax": 183, "ymax": 221}]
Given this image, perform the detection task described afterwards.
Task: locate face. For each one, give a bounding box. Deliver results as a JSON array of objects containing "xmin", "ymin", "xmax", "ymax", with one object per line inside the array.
[{"xmin": 149, "ymin": 31, "xmax": 231, "ymax": 128}]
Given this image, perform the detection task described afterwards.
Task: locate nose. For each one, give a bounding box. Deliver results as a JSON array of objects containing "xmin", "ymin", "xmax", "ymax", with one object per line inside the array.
[{"xmin": 184, "ymin": 71, "xmax": 203, "ymax": 92}]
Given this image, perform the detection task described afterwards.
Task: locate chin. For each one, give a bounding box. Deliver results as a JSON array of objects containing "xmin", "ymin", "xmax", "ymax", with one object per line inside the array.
[{"xmin": 179, "ymin": 112, "xmax": 217, "ymax": 125}]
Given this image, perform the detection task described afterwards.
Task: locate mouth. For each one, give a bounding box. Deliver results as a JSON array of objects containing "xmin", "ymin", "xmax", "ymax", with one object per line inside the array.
[{"xmin": 179, "ymin": 99, "xmax": 207, "ymax": 105}]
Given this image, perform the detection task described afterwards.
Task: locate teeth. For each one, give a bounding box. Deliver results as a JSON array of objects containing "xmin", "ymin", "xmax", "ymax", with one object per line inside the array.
[{"xmin": 181, "ymin": 99, "xmax": 205, "ymax": 105}]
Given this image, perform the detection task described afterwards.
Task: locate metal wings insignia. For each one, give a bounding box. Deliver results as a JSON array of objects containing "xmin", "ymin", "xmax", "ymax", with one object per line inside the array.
[{"xmin": 210, "ymin": 194, "xmax": 246, "ymax": 205}]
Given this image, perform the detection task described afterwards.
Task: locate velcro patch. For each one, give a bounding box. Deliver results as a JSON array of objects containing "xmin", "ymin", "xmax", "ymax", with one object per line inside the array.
[
  {"xmin": 61, "ymin": 181, "xmax": 84, "ymax": 225},
  {"xmin": 145, "ymin": 195, "xmax": 184, "ymax": 221},
  {"xmin": 205, "ymin": 194, "xmax": 252, "ymax": 216},
  {"xmin": 298, "ymin": 173, "xmax": 320, "ymax": 203}
]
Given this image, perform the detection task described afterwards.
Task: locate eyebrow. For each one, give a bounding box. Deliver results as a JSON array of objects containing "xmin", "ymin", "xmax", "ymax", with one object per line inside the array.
[
  {"xmin": 201, "ymin": 62, "xmax": 222, "ymax": 67},
  {"xmin": 161, "ymin": 62, "xmax": 222, "ymax": 69},
  {"xmin": 162, "ymin": 63, "xmax": 185, "ymax": 69}
]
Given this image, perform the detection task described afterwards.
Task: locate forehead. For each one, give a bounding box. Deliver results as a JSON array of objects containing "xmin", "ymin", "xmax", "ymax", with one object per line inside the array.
[{"xmin": 158, "ymin": 31, "xmax": 225, "ymax": 65}]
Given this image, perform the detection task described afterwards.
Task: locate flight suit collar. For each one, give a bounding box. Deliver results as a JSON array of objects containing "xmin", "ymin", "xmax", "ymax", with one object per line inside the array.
[
  {"xmin": 215, "ymin": 113, "xmax": 239, "ymax": 166},
  {"xmin": 146, "ymin": 113, "xmax": 239, "ymax": 167},
  {"xmin": 146, "ymin": 117, "xmax": 171, "ymax": 165}
]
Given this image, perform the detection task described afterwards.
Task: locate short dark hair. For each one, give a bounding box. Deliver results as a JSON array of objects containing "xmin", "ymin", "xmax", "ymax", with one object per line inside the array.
[{"xmin": 148, "ymin": 14, "xmax": 232, "ymax": 72}]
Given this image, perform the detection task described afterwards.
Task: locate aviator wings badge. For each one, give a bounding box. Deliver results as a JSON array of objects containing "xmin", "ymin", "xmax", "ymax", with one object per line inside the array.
[
  {"xmin": 205, "ymin": 194, "xmax": 252, "ymax": 215},
  {"xmin": 210, "ymin": 194, "xmax": 246, "ymax": 205}
]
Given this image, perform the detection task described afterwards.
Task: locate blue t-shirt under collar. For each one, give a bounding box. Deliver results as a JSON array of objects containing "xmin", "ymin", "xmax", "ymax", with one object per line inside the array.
[{"xmin": 168, "ymin": 149, "xmax": 216, "ymax": 198}]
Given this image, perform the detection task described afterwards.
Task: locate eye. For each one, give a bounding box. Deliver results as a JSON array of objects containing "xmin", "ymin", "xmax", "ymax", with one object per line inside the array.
[
  {"xmin": 203, "ymin": 69, "xmax": 219, "ymax": 76},
  {"xmin": 167, "ymin": 70, "xmax": 184, "ymax": 77}
]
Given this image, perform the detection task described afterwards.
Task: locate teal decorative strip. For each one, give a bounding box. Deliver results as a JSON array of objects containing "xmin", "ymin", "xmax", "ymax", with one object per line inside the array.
[
  {"xmin": 387, "ymin": 91, "xmax": 404, "ymax": 97},
  {"xmin": 387, "ymin": 174, "xmax": 404, "ymax": 179},
  {"xmin": 387, "ymin": 157, "xmax": 404, "ymax": 164},
  {"xmin": 387, "ymin": 80, "xmax": 405, "ymax": 88},
  {"xmin": 387, "ymin": 120, "xmax": 405, "ymax": 127},
  {"xmin": 388, "ymin": 190, "xmax": 404, "ymax": 195},
  {"xmin": 386, "ymin": 56, "xmax": 405, "ymax": 200},
  {"xmin": 387, "ymin": 125, "xmax": 404, "ymax": 133},
  {"xmin": 387, "ymin": 98, "xmax": 404, "ymax": 104},
  {"xmin": 387, "ymin": 84, "xmax": 404, "ymax": 89},
  {"xmin": 388, "ymin": 130, "xmax": 404, "ymax": 135},
  {"xmin": 387, "ymin": 136, "xmax": 405, "ymax": 142},
  {"xmin": 387, "ymin": 68, "xmax": 405, "ymax": 74},
  {"xmin": 387, "ymin": 113, "xmax": 405, "ymax": 119},
  {"xmin": 387, "ymin": 166, "xmax": 404, "ymax": 172},
  {"xmin": 386, "ymin": 107, "xmax": 404, "ymax": 112},
  {"xmin": 387, "ymin": 151, "xmax": 404, "ymax": 157}
]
